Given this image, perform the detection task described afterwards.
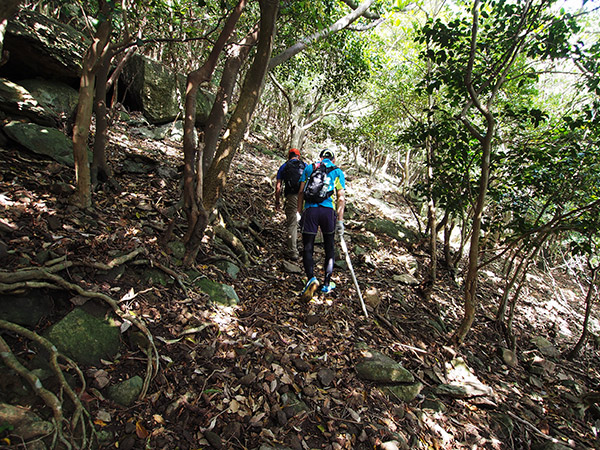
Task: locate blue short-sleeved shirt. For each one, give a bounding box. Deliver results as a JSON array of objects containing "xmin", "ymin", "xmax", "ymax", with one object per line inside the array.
[
  {"xmin": 276, "ymin": 161, "xmax": 288, "ymax": 180},
  {"xmin": 300, "ymin": 159, "xmax": 346, "ymax": 210}
]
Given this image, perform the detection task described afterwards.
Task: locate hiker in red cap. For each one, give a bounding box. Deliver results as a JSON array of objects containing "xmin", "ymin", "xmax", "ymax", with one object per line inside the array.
[{"xmin": 275, "ymin": 148, "xmax": 306, "ymax": 260}]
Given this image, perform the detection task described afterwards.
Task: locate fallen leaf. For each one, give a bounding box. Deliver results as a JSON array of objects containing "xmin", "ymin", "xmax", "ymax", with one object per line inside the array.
[{"xmin": 136, "ymin": 421, "xmax": 149, "ymax": 439}]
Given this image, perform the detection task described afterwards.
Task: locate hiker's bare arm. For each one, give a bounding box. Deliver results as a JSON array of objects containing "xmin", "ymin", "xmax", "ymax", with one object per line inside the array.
[
  {"xmin": 275, "ymin": 179, "xmax": 282, "ymax": 209},
  {"xmin": 297, "ymin": 181, "xmax": 306, "ymax": 213},
  {"xmin": 336, "ymin": 189, "xmax": 345, "ymax": 221}
]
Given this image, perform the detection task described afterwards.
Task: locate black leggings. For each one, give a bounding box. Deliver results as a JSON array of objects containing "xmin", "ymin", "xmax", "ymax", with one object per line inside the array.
[{"xmin": 302, "ymin": 232, "xmax": 335, "ymax": 285}]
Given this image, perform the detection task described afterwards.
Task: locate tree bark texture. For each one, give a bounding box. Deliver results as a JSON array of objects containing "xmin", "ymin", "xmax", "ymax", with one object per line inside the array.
[
  {"xmin": 567, "ymin": 266, "xmax": 598, "ymax": 360},
  {"xmin": 181, "ymin": 0, "xmax": 247, "ymax": 265},
  {"xmin": 268, "ymin": 0, "xmax": 375, "ymax": 70},
  {"xmin": 202, "ymin": 25, "xmax": 259, "ymax": 176},
  {"xmin": 203, "ymin": 0, "xmax": 279, "ymax": 213},
  {"xmin": 72, "ymin": 0, "xmax": 113, "ymax": 208},
  {"xmin": 0, "ymin": 0, "xmax": 22, "ymax": 59},
  {"xmin": 91, "ymin": 54, "xmax": 120, "ymax": 191},
  {"xmin": 452, "ymin": 117, "xmax": 494, "ymax": 345}
]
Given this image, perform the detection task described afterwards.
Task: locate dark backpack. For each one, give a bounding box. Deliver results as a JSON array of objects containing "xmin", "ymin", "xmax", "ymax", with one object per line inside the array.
[
  {"xmin": 303, "ymin": 162, "xmax": 337, "ymax": 203},
  {"xmin": 282, "ymin": 159, "xmax": 306, "ymax": 195}
]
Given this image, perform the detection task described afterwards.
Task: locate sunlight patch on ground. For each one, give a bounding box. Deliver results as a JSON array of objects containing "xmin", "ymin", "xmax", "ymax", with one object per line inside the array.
[
  {"xmin": 481, "ymin": 269, "xmax": 503, "ymax": 284},
  {"xmin": 208, "ymin": 306, "xmax": 238, "ymax": 332}
]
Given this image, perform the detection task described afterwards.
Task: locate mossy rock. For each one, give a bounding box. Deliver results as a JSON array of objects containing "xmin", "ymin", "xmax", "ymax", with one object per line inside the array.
[
  {"xmin": 365, "ymin": 218, "xmax": 420, "ymax": 244},
  {"xmin": 45, "ymin": 308, "xmax": 120, "ymax": 366},
  {"xmin": 194, "ymin": 277, "xmax": 239, "ymax": 306}
]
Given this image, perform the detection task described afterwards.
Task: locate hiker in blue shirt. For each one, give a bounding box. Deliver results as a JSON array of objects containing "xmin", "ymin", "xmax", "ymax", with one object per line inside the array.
[
  {"xmin": 297, "ymin": 149, "xmax": 346, "ymax": 302},
  {"xmin": 275, "ymin": 148, "xmax": 305, "ymax": 260}
]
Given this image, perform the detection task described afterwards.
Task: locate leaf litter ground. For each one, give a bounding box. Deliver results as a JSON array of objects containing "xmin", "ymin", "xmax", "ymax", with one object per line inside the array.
[{"xmin": 1, "ymin": 120, "xmax": 600, "ymax": 449}]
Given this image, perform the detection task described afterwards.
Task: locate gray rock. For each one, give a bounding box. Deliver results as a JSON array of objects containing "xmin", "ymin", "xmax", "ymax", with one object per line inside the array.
[
  {"xmin": 194, "ymin": 277, "xmax": 239, "ymax": 306},
  {"xmin": 500, "ymin": 347, "xmax": 518, "ymax": 368},
  {"xmin": 0, "ymin": 403, "xmax": 54, "ymax": 442},
  {"xmin": 393, "ymin": 273, "xmax": 419, "ymax": 285},
  {"xmin": 531, "ymin": 336, "xmax": 559, "ymax": 358},
  {"xmin": 282, "ymin": 260, "xmax": 302, "ymax": 274},
  {"xmin": 364, "ymin": 287, "xmax": 381, "ymax": 308},
  {"xmin": 0, "ymin": 78, "xmax": 56, "ymax": 125},
  {"xmin": 5, "ymin": 9, "xmax": 88, "ymax": 82},
  {"xmin": 121, "ymin": 54, "xmax": 213, "ymax": 125},
  {"xmin": 106, "ymin": 376, "xmax": 143, "ymax": 406},
  {"xmin": 154, "ymin": 120, "xmax": 189, "ymax": 141},
  {"xmin": 204, "ymin": 430, "xmax": 223, "ymax": 449},
  {"xmin": 383, "ymin": 382, "xmax": 423, "ymax": 402},
  {"xmin": 365, "ymin": 218, "xmax": 420, "ymax": 245},
  {"xmin": 19, "ymin": 78, "xmax": 79, "ymax": 120},
  {"xmin": 3, "ymin": 121, "xmax": 77, "ymax": 166},
  {"xmin": 44, "ymin": 308, "xmax": 121, "ymax": 366},
  {"xmin": 214, "ymin": 260, "xmax": 241, "ymax": 279},
  {"xmin": 527, "ymin": 356, "xmax": 556, "ymax": 378},
  {"xmin": 434, "ymin": 381, "xmax": 493, "ymax": 398},
  {"xmin": 317, "ymin": 368, "xmax": 335, "ymax": 387},
  {"xmin": 421, "ymin": 398, "xmax": 447, "ymax": 412},
  {"xmin": 0, "ymin": 290, "xmax": 53, "ymax": 327},
  {"xmin": 355, "ymin": 350, "xmax": 414, "ymax": 383}
]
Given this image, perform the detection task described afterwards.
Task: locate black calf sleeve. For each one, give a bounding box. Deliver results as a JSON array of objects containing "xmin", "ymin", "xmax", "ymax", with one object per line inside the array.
[
  {"xmin": 323, "ymin": 233, "xmax": 335, "ymax": 285},
  {"xmin": 302, "ymin": 233, "xmax": 315, "ymax": 279}
]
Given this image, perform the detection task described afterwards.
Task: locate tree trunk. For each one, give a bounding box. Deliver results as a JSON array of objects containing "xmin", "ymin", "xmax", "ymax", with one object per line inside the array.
[
  {"xmin": 203, "ymin": 0, "xmax": 279, "ymax": 213},
  {"xmin": 425, "ymin": 84, "xmax": 437, "ymax": 283},
  {"xmin": 289, "ymin": 128, "xmax": 306, "ymax": 150},
  {"xmin": 185, "ymin": 0, "xmax": 380, "ymax": 263},
  {"xmin": 451, "ymin": 119, "xmax": 494, "ymax": 345},
  {"xmin": 202, "ymin": 26, "xmax": 259, "ymax": 176},
  {"xmin": 496, "ymin": 245, "xmax": 525, "ymax": 322},
  {"xmin": 504, "ymin": 240, "xmax": 545, "ymax": 350},
  {"xmin": 71, "ymin": 1, "xmax": 113, "ymax": 208},
  {"xmin": 181, "ymin": 0, "xmax": 247, "ymax": 266},
  {"xmin": 0, "ymin": 0, "xmax": 21, "ymax": 61},
  {"xmin": 91, "ymin": 53, "xmax": 121, "ymax": 192},
  {"xmin": 268, "ymin": 0, "xmax": 375, "ymax": 69},
  {"xmin": 567, "ymin": 265, "xmax": 598, "ymax": 360}
]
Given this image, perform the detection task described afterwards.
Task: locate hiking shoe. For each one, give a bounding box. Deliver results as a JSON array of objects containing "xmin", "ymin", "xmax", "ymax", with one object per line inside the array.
[
  {"xmin": 286, "ymin": 251, "xmax": 299, "ymax": 261},
  {"xmin": 321, "ymin": 281, "xmax": 336, "ymax": 294},
  {"xmin": 300, "ymin": 277, "xmax": 319, "ymax": 303}
]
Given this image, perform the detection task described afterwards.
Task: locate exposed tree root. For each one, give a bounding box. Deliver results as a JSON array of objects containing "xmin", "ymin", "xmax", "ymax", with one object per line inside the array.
[
  {"xmin": 0, "ymin": 248, "xmax": 168, "ymax": 448},
  {"xmin": 0, "ymin": 324, "xmax": 93, "ymax": 449}
]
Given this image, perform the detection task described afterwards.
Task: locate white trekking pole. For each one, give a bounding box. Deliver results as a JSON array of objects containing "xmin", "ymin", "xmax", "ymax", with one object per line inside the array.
[{"xmin": 339, "ymin": 234, "xmax": 368, "ymax": 318}]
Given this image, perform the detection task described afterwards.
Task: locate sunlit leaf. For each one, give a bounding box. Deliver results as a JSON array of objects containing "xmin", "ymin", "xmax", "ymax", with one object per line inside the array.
[{"xmin": 136, "ymin": 421, "xmax": 149, "ymax": 439}]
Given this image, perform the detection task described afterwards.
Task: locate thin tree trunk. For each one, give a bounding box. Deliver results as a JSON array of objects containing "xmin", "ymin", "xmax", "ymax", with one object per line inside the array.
[
  {"xmin": 72, "ymin": 0, "xmax": 113, "ymax": 208},
  {"xmin": 203, "ymin": 0, "xmax": 279, "ymax": 213},
  {"xmin": 181, "ymin": 0, "xmax": 247, "ymax": 265},
  {"xmin": 496, "ymin": 244, "xmax": 526, "ymax": 322},
  {"xmin": 91, "ymin": 53, "xmax": 121, "ymax": 192},
  {"xmin": 504, "ymin": 240, "xmax": 545, "ymax": 350},
  {"xmin": 0, "ymin": 0, "xmax": 22, "ymax": 61},
  {"xmin": 202, "ymin": 25, "xmax": 259, "ymax": 176},
  {"xmin": 567, "ymin": 266, "xmax": 598, "ymax": 360},
  {"xmin": 452, "ymin": 119, "xmax": 494, "ymax": 345}
]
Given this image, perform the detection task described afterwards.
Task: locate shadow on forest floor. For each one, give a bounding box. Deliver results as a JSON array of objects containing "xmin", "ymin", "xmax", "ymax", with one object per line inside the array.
[{"xmin": 0, "ymin": 120, "xmax": 599, "ymax": 449}]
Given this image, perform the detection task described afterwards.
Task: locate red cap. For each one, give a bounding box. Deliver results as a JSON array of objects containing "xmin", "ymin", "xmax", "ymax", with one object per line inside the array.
[{"xmin": 289, "ymin": 148, "xmax": 300, "ymax": 157}]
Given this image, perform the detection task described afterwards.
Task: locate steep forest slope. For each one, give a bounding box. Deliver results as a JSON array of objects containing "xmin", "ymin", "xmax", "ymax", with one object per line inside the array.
[{"xmin": 1, "ymin": 117, "xmax": 600, "ymax": 450}]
